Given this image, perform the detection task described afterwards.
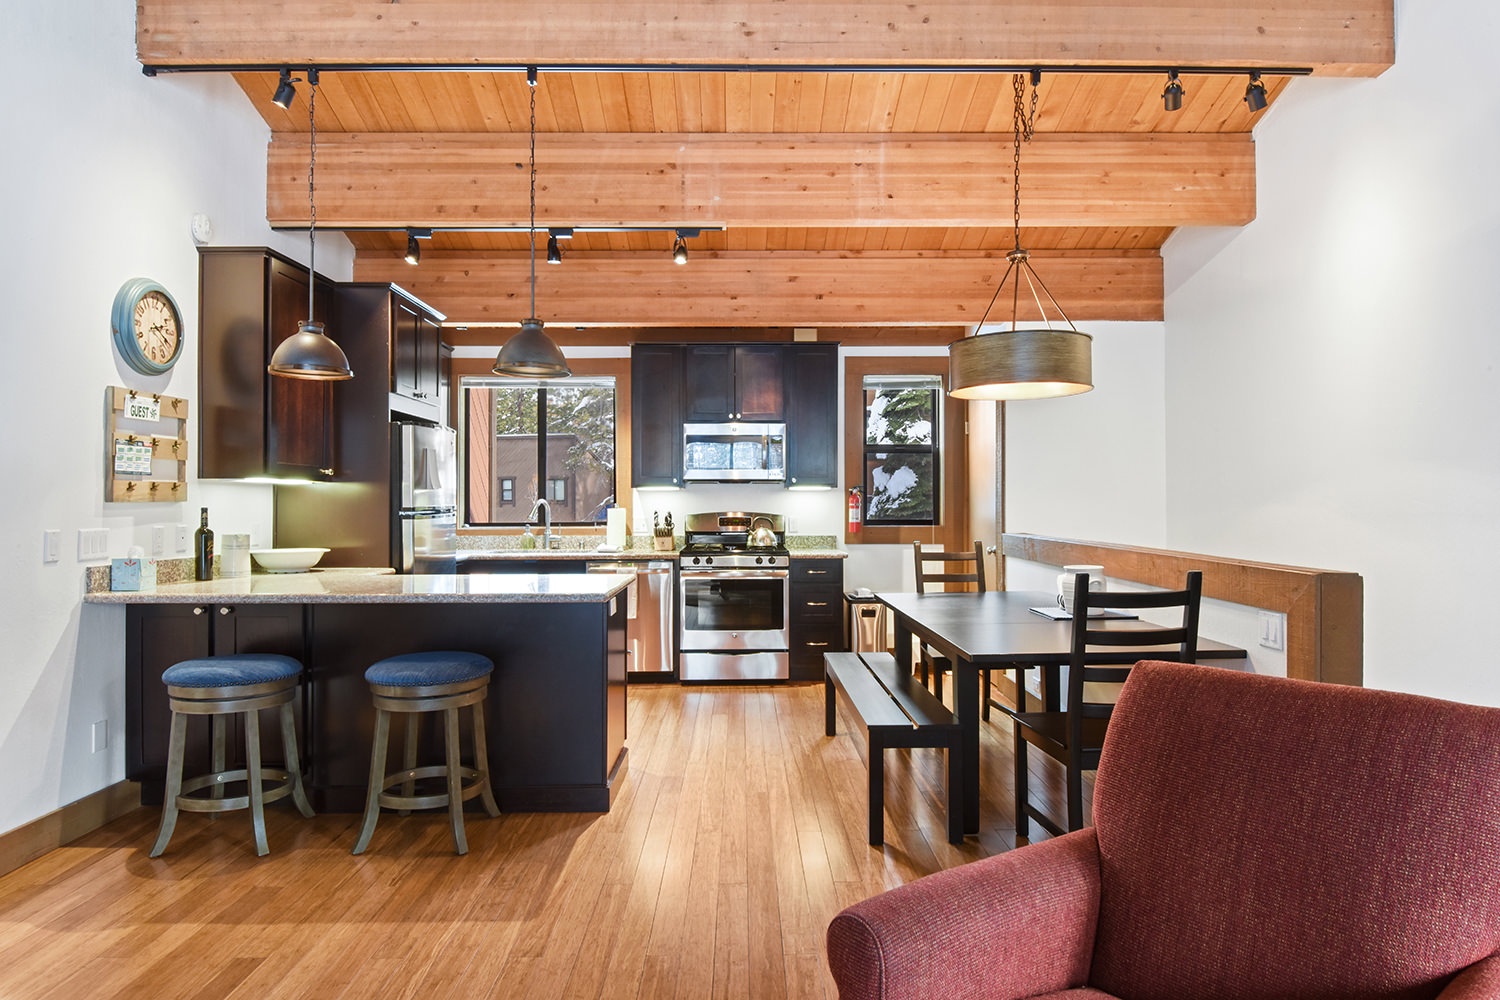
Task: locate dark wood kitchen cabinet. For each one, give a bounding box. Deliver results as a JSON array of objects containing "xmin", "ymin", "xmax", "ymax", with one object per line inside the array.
[
  {"xmin": 631, "ymin": 343, "xmax": 684, "ymax": 487},
  {"xmin": 683, "ymin": 344, "xmax": 784, "ymax": 422},
  {"xmin": 124, "ymin": 603, "xmax": 307, "ymax": 804},
  {"xmin": 789, "ymin": 558, "xmax": 845, "ymax": 681},
  {"xmin": 199, "ymin": 247, "xmax": 338, "ymax": 480},
  {"xmin": 387, "ymin": 287, "xmax": 446, "ymax": 421},
  {"xmin": 336, "ymin": 282, "xmax": 446, "ymax": 424},
  {"xmin": 783, "ymin": 343, "xmax": 839, "ymax": 487}
]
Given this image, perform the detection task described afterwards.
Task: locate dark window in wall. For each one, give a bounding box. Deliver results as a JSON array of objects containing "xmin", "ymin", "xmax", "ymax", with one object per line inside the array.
[{"xmin": 462, "ymin": 377, "xmax": 616, "ymax": 525}]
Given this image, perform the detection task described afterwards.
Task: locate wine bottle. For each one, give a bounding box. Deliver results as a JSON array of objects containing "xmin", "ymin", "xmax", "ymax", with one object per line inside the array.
[{"xmin": 194, "ymin": 507, "xmax": 214, "ymax": 581}]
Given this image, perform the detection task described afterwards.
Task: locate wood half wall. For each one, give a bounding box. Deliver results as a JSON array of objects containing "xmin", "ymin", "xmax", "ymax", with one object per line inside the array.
[{"xmin": 1001, "ymin": 533, "xmax": 1363, "ymax": 686}]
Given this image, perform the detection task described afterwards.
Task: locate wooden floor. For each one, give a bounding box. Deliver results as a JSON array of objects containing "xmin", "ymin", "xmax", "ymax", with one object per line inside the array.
[{"xmin": 0, "ymin": 681, "xmax": 1083, "ymax": 999}]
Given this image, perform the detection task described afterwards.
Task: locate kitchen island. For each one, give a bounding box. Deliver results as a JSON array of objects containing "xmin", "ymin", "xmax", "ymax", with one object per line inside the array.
[{"xmin": 87, "ymin": 571, "xmax": 632, "ymax": 813}]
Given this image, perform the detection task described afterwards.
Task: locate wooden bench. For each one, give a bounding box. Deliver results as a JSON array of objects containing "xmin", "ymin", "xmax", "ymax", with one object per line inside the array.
[{"xmin": 824, "ymin": 651, "xmax": 963, "ymax": 845}]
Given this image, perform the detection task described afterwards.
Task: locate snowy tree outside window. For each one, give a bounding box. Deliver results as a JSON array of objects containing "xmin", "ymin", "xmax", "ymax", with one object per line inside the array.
[{"xmin": 862, "ymin": 375, "xmax": 942, "ymax": 525}]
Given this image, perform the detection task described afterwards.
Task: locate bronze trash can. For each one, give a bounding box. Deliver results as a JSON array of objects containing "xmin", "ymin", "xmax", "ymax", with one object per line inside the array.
[{"xmin": 844, "ymin": 591, "xmax": 887, "ymax": 654}]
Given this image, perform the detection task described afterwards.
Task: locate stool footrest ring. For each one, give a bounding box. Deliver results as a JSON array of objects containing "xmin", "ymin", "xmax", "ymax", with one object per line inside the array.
[{"xmin": 375, "ymin": 764, "xmax": 491, "ymax": 812}]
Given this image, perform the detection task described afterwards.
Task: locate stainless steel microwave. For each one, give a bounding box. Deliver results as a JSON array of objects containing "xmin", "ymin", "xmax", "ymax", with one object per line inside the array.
[{"xmin": 682, "ymin": 422, "xmax": 786, "ymax": 482}]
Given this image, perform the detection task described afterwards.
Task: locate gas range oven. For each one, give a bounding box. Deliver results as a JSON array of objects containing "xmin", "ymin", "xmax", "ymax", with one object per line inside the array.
[{"xmin": 678, "ymin": 511, "xmax": 790, "ymax": 682}]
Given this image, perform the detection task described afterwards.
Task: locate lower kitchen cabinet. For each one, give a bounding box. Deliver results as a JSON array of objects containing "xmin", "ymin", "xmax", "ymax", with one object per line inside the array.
[
  {"xmin": 789, "ymin": 559, "xmax": 845, "ymax": 681},
  {"xmin": 124, "ymin": 598, "xmax": 627, "ymax": 814},
  {"xmin": 124, "ymin": 604, "xmax": 308, "ymax": 804}
]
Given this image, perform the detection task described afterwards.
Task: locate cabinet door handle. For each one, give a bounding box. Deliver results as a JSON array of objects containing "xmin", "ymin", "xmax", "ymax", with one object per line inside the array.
[
  {"xmin": 806, "ymin": 601, "xmax": 829, "ymax": 607},
  {"xmin": 319, "ymin": 468, "xmax": 335, "ymax": 476},
  {"xmin": 192, "ymin": 607, "xmax": 205, "ymax": 616},
  {"xmin": 806, "ymin": 568, "xmax": 828, "ymax": 576},
  {"xmin": 806, "ymin": 641, "xmax": 830, "ymax": 648},
  {"xmin": 219, "ymin": 607, "xmax": 232, "ymax": 615}
]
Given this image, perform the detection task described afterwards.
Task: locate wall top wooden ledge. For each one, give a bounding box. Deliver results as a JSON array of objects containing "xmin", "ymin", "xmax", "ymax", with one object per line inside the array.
[{"xmin": 1001, "ymin": 533, "xmax": 1363, "ymax": 687}]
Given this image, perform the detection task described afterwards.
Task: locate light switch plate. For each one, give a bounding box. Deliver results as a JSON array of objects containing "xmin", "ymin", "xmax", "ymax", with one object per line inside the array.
[
  {"xmin": 43, "ymin": 529, "xmax": 60, "ymax": 563},
  {"xmin": 1258, "ymin": 610, "xmax": 1286, "ymax": 651},
  {"xmin": 151, "ymin": 525, "xmax": 166, "ymax": 556}
]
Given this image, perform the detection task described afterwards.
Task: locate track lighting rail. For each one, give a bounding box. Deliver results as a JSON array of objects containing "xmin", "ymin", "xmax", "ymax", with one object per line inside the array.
[{"xmin": 143, "ymin": 62, "xmax": 1315, "ymax": 79}]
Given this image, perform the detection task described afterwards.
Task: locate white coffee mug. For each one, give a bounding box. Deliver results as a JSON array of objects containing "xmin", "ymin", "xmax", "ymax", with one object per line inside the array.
[{"xmin": 1056, "ymin": 564, "xmax": 1106, "ymax": 614}]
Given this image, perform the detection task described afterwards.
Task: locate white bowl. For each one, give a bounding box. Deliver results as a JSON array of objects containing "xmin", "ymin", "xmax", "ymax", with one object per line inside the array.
[{"xmin": 250, "ymin": 547, "xmax": 330, "ymax": 573}]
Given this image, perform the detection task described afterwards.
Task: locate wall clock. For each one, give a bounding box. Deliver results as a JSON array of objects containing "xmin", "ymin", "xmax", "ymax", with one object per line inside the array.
[{"xmin": 111, "ymin": 278, "xmax": 184, "ymax": 375}]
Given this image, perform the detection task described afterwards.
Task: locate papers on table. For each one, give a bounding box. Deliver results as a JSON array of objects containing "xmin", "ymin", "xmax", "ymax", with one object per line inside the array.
[{"xmin": 1029, "ymin": 606, "xmax": 1138, "ymax": 621}]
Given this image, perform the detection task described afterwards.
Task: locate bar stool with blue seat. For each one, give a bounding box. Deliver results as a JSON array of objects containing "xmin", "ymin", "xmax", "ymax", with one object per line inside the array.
[
  {"xmin": 150, "ymin": 653, "xmax": 315, "ymax": 858},
  {"xmin": 352, "ymin": 651, "xmax": 501, "ymax": 856}
]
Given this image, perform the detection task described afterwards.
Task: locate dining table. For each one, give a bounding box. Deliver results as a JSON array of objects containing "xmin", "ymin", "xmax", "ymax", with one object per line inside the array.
[{"xmin": 876, "ymin": 589, "xmax": 1250, "ymax": 835}]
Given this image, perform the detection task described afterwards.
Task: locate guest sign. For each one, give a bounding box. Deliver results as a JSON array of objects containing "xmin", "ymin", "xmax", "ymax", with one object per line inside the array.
[{"xmin": 124, "ymin": 394, "xmax": 161, "ymax": 422}]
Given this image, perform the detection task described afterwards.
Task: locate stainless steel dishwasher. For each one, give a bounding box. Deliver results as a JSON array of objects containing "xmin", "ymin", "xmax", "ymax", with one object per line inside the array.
[{"xmin": 587, "ymin": 561, "xmax": 674, "ymax": 674}]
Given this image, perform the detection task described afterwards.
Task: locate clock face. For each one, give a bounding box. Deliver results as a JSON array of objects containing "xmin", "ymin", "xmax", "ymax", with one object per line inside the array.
[
  {"xmin": 112, "ymin": 278, "xmax": 185, "ymax": 375},
  {"xmin": 134, "ymin": 291, "xmax": 181, "ymax": 367}
]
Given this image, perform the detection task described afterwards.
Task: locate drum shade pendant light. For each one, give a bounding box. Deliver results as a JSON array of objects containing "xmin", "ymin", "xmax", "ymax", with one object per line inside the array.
[
  {"xmin": 949, "ymin": 73, "xmax": 1091, "ymax": 400},
  {"xmin": 493, "ymin": 67, "xmax": 571, "ymax": 379},
  {"xmin": 269, "ymin": 71, "xmax": 354, "ymax": 381}
]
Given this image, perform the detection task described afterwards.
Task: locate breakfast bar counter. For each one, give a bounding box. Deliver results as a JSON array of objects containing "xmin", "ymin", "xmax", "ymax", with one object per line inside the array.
[{"xmin": 89, "ymin": 571, "xmax": 632, "ymax": 815}]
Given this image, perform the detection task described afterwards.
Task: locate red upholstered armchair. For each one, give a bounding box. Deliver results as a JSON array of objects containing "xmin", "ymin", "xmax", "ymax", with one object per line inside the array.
[{"xmin": 826, "ymin": 661, "xmax": 1500, "ymax": 1000}]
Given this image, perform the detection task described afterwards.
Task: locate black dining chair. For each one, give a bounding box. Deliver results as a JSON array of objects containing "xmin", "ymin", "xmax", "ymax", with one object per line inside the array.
[
  {"xmin": 1004, "ymin": 570, "xmax": 1203, "ymax": 838},
  {"xmin": 912, "ymin": 541, "xmax": 996, "ymax": 717}
]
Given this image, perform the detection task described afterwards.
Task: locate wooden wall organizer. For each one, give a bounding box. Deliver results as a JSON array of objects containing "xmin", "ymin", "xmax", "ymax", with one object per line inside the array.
[{"xmin": 106, "ymin": 387, "xmax": 188, "ymax": 503}]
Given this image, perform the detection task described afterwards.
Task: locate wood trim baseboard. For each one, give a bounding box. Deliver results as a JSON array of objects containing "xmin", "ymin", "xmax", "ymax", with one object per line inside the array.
[
  {"xmin": 0, "ymin": 782, "xmax": 143, "ymax": 878},
  {"xmin": 1001, "ymin": 533, "xmax": 1363, "ymax": 686}
]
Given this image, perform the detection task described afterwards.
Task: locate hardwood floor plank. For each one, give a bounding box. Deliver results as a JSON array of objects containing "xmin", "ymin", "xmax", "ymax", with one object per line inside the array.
[{"xmin": 0, "ymin": 684, "xmax": 1050, "ymax": 999}]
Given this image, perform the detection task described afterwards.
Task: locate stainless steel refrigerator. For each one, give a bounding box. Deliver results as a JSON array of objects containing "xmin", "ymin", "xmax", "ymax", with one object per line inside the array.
[{"xmin": 392, "ymin": 421, "xmax": 457, "ymax": 574}]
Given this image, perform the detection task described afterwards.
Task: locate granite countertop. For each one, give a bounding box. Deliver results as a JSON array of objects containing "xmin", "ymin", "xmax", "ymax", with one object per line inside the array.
[
  {"xmin": 457, "ymin": 547, "xmax": 676, "ymax": 563},
  {"xmin": 84, "ymin": 569, "xmax": 633, "ymax": 605}
]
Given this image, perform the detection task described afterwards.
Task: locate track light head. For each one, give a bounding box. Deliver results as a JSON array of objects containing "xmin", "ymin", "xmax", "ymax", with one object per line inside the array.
[
  {"xmin": 1244, "ymin": 72, "xmax": 1268, "ymax": 113},
  {"xmin": 672, "ymin": 232, "xmax": 689, "ymax": 266},
  {"xmin": 272, "ymin": 69, "xmax": 298, "ymax": 109},
  {"xmin": 1162, "ymin": 71, "xmax": 1183, "ymax": 113},
  {"xmin": 404, "ymin": 233, "xmax": 421, "ymax": 266},
  {"xmin": 546, "ymin": 234, "xmax": 562, "ymax": 264}
]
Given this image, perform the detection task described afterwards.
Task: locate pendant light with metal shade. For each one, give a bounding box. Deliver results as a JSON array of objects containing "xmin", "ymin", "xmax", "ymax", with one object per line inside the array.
[
  {"xmin": 268, "ymin": 70, "xmax": 354, "ymax": 381},
  {"xmin": 948, "ymin": 73, "xmax": 1091, "ymax": 401},
  {"xmin": 493, "ymin": 67, "xmax": 571, "ymax": 379}
]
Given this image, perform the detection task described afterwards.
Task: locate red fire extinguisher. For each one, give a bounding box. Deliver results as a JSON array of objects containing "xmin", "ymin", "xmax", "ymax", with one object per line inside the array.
[{"xmin": 847, "ymin": 486, "xmax": 862, "ymax": 535}]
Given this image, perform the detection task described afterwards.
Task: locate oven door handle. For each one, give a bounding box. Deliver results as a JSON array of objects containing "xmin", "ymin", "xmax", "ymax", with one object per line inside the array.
[{"xmin": 680, "ymin": 569, "xmax": 790, "ymax": 580}]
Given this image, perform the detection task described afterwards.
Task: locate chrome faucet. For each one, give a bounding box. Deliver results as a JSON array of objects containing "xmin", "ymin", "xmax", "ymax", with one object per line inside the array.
[{"xmin": 528, "ymin": 497, "xmax": 554, "ymax": 549}]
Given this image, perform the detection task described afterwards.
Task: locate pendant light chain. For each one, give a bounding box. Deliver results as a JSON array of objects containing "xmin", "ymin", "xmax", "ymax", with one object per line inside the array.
[
  {"xmin": 307, "ymin": 77, "xmax": 317, "ymax": 323},
  {"xmin": 1010, "ymin": 72, "xmax": 1038, "ymax": 252},
  {"xmin": 528, "ymin": 70, "xmax": 537, "ymax": 318}
]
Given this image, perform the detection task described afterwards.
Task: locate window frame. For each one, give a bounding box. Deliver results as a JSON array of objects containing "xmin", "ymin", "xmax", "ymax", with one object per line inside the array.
[
  {"xmin": 842, "ymin": 355, "xmax": 969, "ymax": 548},
  {"xmin": 861, "ymin": 375, "xmax": 942, "ymax": 527},
  {"xmin": 455, "ymin": 360, "xmax": 624, "ymax": 530}
]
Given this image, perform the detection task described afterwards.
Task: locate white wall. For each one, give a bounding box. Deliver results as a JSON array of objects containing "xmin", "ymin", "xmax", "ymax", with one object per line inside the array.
[
  {"xmin": 1003, "ymin": 321, "xmax": 1169, "ymax": 546},
  {"xmin": 0, "ymin": 2, "xmax": 354, "ymax": 834},
  {"xmin": 1164, "ymin": 0, "xmax": 1500, "ymax": 704}
]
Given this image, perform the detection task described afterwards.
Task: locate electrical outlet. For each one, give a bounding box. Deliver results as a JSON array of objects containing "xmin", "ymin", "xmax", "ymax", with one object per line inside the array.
[
  {"xmin": 151, "ymin": 525, "xmax": 166, "ymax": 557},
  {"xmin": 91, "ymin": 720, "xmax": 108, "ymax": 754},
  {"xmin": 176, "ymin": 524, "xmax": 190, "ymax": 553},
  {"xmin": 43, "ymin": 529, "xmax": 60, "ymax": 564},
  {"xmin": 1258, "ymin": 610, "xmax": 1286, "ymax": 651}
]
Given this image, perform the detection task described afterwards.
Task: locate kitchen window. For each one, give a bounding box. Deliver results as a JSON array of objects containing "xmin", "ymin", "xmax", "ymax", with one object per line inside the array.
[
  {"xmin": 861, "ymin": 375, "xmax": 941, "ymax": 525},
  {"xmin": 841, "ymin": 356, "xmax": 970, "ymax": 547},
  {"xmin": 461, "ymin": 376, "xmax": 616, "ymax": 526}
]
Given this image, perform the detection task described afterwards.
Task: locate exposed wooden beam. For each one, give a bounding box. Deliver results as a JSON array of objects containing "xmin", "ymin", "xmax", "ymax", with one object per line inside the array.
[
  {"xmin": 441, "ymin": 325, "xmax": 964, "ymax": 348},
  {"xmin": 139, "ymin": 2, "xmax": 1394, "ymax": 77},
  {"xmin": 353, "ymin": 249, "xmax": 1162, "ymax": 327},
  {"xmin": 269, "ymin": 132, "xmax": 1256, "ymax": 230}
]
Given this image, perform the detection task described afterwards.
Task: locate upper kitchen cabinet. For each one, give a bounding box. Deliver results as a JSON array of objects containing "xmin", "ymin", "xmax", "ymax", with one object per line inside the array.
[
  {"xmin": 199, "ymin": 248, "xmax": 337, "ymax": 480},
  {"xmin": 783, "ymin": 343, "xmax": 839, "ymax": 488},
  {"xmin": 631, "ymin": 343, "xmax": 684, "ymax": 488},
  {"xmin": 343, "ymin": 281, "xmax": 447, "ymax": 422},
  {"xmin": 683, "ymin": 344, "xmax": 784, "ymax": 422}
]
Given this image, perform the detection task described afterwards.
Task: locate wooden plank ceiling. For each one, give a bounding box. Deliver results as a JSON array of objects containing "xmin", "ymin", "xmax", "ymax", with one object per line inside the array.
[{"xmin": 140, "ymin": 1, "xmax": 1394, "ymax": 343}]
